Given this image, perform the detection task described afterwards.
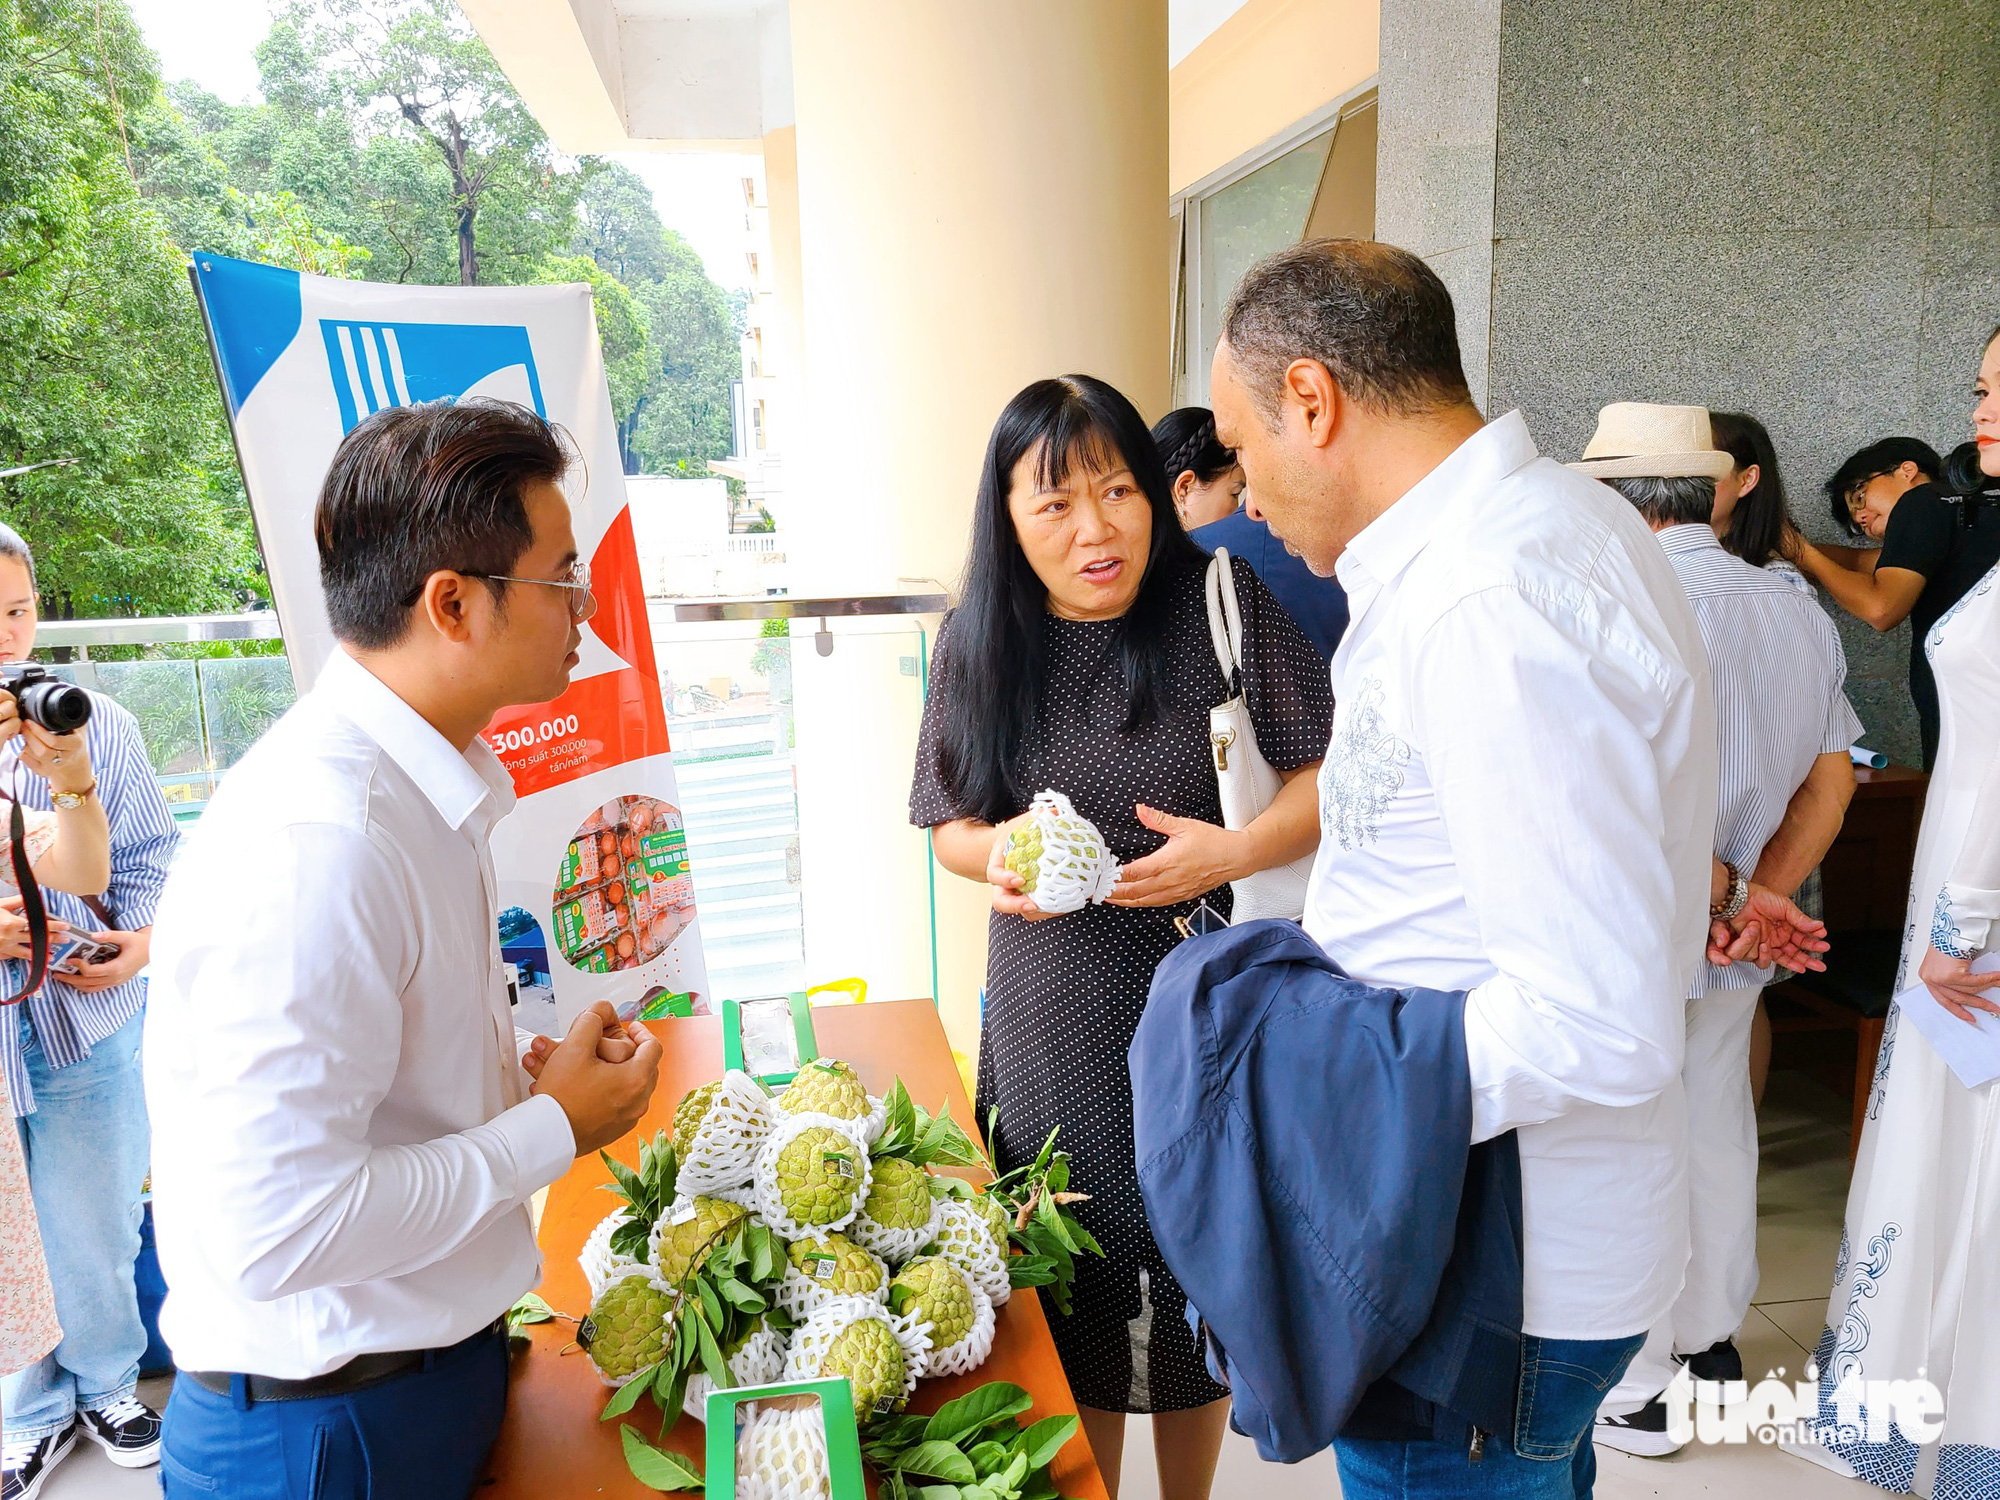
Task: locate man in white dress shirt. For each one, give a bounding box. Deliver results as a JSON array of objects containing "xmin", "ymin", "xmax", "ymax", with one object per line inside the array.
[
  {"xmin": 1211, "ymin": 240, "xmax": 1717, "ymax": 1500},
  {"xmin": 1571, "ymin": 405, "xmax": 1860, "ymax": 1455},
  {"xmin": 145, "ymin": 400, "xmax": 662, "ymax": 1500}
]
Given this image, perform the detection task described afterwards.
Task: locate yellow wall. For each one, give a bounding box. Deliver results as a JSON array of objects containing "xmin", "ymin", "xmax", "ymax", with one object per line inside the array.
[
  {"xmin": 1169, "ymin": 0, "xmax": 1380, "ymax": 194},
  {"xmin": 783, "ymin": 0, "xmax": 1170, "ymax": 1060}
]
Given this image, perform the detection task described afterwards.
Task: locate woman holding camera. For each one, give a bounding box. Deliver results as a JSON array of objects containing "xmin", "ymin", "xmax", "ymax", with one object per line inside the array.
[{"xmin": 0, "ymin": 522, "xmax": 177, "ymax": 1496}]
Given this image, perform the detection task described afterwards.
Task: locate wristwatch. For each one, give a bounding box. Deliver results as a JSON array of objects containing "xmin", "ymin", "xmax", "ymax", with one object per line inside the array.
[
  {"xmin": 1712, "ymin": 861, "xmax": 1750, "ymax": 922},
  {"xmin": 51, "ymin": 778, "xmax": 97, "ymax": 811}
]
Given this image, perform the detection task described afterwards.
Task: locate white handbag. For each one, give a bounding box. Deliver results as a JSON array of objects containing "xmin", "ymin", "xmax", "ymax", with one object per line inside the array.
[{"xmin": 1204, "ymin": 550, "xmax": 1315, "ymax": 922}]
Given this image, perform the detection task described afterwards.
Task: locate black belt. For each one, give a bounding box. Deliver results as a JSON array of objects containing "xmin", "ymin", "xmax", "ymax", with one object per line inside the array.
[{"xmin": 185, "ymin": 1319, "xmax": 505, "ymax": 1404}]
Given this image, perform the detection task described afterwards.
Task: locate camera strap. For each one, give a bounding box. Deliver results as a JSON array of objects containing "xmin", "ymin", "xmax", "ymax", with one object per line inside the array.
[{"xmin": 0, "ymin": 794, "xmax": 48, "ymax": 1007}]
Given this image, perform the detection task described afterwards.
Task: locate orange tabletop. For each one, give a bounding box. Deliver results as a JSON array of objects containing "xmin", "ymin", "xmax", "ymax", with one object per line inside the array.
[{"xmin": 483, "ymin": 999, "xmax": 1108, "ymax": 1500}]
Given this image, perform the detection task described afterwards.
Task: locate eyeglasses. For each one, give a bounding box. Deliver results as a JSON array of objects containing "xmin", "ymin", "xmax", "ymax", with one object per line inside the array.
[{"xmin": 470, "ymin": 559, "xmax": 597, "ymax": 621}]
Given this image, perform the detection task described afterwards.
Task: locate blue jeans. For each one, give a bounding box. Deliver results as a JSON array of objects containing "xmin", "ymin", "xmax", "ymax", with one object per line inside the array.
[
  {"xmin": 160, "ymin": 1327, "xmax": 509, "ymax": 1500},
  {"xmin": 0, "ymin": 1010, "xmax": 151, "ymax": 1441},
  {"xmin": 1334, "ymin": 1333, "xmax": 1646, "ymax": 1499}
]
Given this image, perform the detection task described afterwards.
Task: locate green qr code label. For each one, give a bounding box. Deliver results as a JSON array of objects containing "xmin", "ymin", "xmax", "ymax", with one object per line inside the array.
[
  {"xmin": 580, "ymin": 948, "xmax": 610, "ymax": 973},
  {"xmin": 639, "ymin": 828, "xmax": 688, "ymax": 878},
  {"xmin": 554, "ymin": 901, "xmax": 587, "ymax": 953}
]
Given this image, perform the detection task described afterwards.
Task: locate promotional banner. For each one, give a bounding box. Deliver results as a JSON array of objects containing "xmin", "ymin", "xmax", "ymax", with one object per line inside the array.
[{"xmin": 191, "ymin": 252, "xmax": 709, "ymax": 1028}]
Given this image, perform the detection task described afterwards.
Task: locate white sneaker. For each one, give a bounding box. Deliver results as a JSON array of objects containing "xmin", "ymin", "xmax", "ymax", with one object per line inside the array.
[{"xmin": 1, "ymin": 1423, "xmax": 78, "ymax": 1500}]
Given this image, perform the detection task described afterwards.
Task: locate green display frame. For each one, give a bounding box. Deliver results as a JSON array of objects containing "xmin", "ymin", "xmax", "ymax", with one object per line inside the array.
[
  {"xmin": 721, "ymin": 995, "xmax": 820, "ymax": 1086},
  {"xmin": 703, "ymin": 1377, "xmax": 866, "ymax": 1500}
]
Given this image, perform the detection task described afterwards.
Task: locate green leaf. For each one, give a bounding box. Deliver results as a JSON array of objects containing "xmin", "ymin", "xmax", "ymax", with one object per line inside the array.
[
  {"xmin": 600, "ymin": 1149, "xmax": 645, "ymax": 1205},
  {"xmin": 507, "ymin": 1292, "xmax": 557, "ymax": 1333},
  {"xmin": 915, "ymin": 1486, "xmax": 965, "ymax": 1500},
  {"xmin": 888, "ymin": 1283, "xmax": 915, "ymax": 1316},
  {"xmin": 696, "ymin": 1279, "xmax": 724, "ymax": 1330},
  {"xmin": 1020, "ymin": 1415, "xmax": 1079, "ymax": 1471},
  {"xmin": 748, "ymin": 1225, "xmax": 776, "ymax": 1284},
  {"xmin": 601, "ymin": 1366, "xmax": 655, "ymax": 1422},
  {"xmin": 715, "ymin": 1276, "xmax": 765, "ymax": 1312},
  {"xmin": 966, "ymin": 1441, "xmax": 1013, "ymax": 1477},
  {"xmin": 1045, "ymin": 1158, "xmax": 1069, "ymax": 1196},
  {"xmin": 694, "ymin": 1315, "xmax": 730, "ymax": 1386},
  {"xmin": 925, "ymin": 1384, "xmax": 1034, "ymax": 1445},
  {"xmin": 883, "ymin": 1471, "xmax": 912, "ymax": 1500},
  {"xmin": 898, "ymin": 1443, "xmax": 978, "ymax": 1482},
  {"xmin": 619, "ymin": 1424, "xmax": 704, "ymax": 1491}
]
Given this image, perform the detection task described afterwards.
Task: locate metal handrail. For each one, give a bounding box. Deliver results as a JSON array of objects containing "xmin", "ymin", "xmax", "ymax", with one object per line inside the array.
[
  {"xmin": 671, "ymin": 591, "xmax": 946, "ymax": 623},
  {"xmin": 36, "ymin": 613, "xmax": 283, "ymax": 648}
]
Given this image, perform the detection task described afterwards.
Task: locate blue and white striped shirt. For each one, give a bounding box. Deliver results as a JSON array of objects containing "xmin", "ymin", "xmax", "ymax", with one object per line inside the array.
[
  {"xmin": 1657, "ymin": 525, "xmax": 1863, "ymax": 995},
  {"xmin": 2, "ymin": 691, "xmax": 179, "ymax": 1114}
]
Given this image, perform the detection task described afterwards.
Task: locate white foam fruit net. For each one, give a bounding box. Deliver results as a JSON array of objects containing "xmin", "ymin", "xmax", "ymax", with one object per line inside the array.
[
  {"xmin": 683, "ymin": 1323, "xmax": 789, "ymax": 1421},
  {"xmin": 903, "ymin": 1267, "xmax": 997, "ymax": 1380},
  {"xmin": 931, "ymin": 1198, "xmax": 1012, "ymax": 1307},
  {"xmin": 678, "ymin": 1069, "xmax": 781, "ymax": 1196},
  {"xmin": 847, "ymin": 1191, "xmax": 943, "ymax": 1267},
  {"xmin": 1011, "ymin": 789, "xmax": 1119, "ymax": 914},
  {"xmin": 735, "ymin": 1405, "xmax": 832, "ymax": 1500},
  {"xmin": 580, "ymin": 1210, "xmax": 642, "ymax": 1301},
  {"xmin": 781, "ymin": 1295, "xmax": 930, "ymax": 1410},
  {"xmin": 752, "ymin": 1113, "xmax": 873, "ymax": 1241},
  {"xmin": 773, "ymin": 1238, "xmax": 889, "ymax": 1322},
  {"xmin": 779, "ymin": 1081, "xmax": 889, "ymax": 1147}
]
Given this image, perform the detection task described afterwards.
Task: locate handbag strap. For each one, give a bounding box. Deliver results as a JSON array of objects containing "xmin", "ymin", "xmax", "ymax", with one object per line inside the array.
[
  {"xmin": 0, "ymin": 794, "xmax": 48, "ymax": 1006},
  {"xmin": 1204, "ymin": 549, "xmax": 1248, "ymax": 695}
]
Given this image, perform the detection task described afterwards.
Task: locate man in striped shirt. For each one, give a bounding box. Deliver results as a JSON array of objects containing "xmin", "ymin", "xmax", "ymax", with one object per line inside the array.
[
  {"xmin": 0, "ymin": 524, "xmax": 180, "ymax": 1487},
  {"xmin": 1572, "ymin": 405, "xmax": 1862, "ymax": 1456}
]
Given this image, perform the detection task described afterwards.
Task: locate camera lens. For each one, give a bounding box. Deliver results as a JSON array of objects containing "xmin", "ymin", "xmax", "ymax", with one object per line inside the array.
[{"xmin": 20, "ymin": 680, "xmax": 91, "ymax": 734}]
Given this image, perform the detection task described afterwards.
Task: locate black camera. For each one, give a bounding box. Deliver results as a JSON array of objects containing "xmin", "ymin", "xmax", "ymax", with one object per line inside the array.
[{"xmin": 0, "ymin": 663, "xmax": 93, "ymax": 734}]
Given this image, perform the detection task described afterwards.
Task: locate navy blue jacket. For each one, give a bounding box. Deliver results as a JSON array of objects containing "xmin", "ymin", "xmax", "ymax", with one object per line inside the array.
[
  {"xmin": 1191, "ymin": 511, "xmax": 1349, "ymax": 660},
  {"xmin": 1130, "ymin": 920, "xmax": 1522, "ymax": 1462}
]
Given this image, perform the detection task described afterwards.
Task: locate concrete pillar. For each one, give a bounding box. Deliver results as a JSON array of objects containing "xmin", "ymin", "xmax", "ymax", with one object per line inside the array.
[{"xmin": 783, "ymin": 0, "xmax": 1170, "ymax": 1057}]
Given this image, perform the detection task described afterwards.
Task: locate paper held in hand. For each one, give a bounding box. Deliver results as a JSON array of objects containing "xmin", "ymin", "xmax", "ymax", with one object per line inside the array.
[{"xmin": 1892, "ymin": 952, "xmax": 2000, "ymax": 1089}]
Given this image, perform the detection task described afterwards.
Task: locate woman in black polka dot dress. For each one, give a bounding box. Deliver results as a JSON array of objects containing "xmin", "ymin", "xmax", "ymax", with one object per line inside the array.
[{"xmin": 910, "ymin": 376, "xmax": 1332, "ymax": 1500}]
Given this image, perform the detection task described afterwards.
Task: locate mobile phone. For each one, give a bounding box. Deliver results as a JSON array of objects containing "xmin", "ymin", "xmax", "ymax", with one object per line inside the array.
[{"xmin": 50, "ymin": 933, "xmax": 120, "ymax": 976}]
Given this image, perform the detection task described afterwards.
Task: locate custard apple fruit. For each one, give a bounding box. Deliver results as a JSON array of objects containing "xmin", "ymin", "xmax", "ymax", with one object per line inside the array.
[
  {"xmin": 787, "ymin": 1233, "xmax": 887, "ymax": 1298},
  {"xmin": 775, "ymin": 1126, "xmax": 864, "ymax": 1225},
  {"xmin": 1004, "ymin": 823, "xmax": 1046, "ymax": 892},
  {"xmin": 972, "ymin": 1192, "xmax": 1012, "ymax": 1254},
  {"xmin": 890, "ymin": 1256, "xmax": 976, "ymax": 1351},
  {"xmin": 818, "ymin": 1316, "xmax": 907, "ymax": 1421},
  {"xmin": 578, "ymin": 1274, "xmax": 671, "ymax": 1383},
  {"xmin": 672, "ymin": 1080, "xmax": 721, "ymax": 1145},
  {"xmin": 862, "ymin": 1156, "xmax": 933, "ymax": 1231},
  {"xmin": 780, "ymin": 1059, "xmax": 871, "ymax": 1121},
  {"xmin": 653, "ymin": 1195, "xmax": 749, "ymax": 1284}
]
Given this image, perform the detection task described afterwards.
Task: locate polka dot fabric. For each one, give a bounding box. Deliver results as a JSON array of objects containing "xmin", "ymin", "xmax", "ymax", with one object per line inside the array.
[{"xmin": 910, "ymin": 557, "xmax": 1332, "ymax": 1413}]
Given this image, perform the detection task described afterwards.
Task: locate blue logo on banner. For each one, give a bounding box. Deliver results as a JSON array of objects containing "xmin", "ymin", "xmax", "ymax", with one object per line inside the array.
[{"xmin": 319, "ymin": 320, "xmax": 548, "ymax": 433}]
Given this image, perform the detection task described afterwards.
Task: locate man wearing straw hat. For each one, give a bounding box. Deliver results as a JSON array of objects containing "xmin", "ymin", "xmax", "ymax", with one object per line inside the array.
[{"xmin": 1574, "ymin": 403, "xmax": 1861, "ymax": 1456}]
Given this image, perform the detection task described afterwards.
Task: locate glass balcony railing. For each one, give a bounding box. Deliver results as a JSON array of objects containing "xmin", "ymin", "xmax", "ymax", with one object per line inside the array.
[{"xmin": 34, "ymin": 607, "xmax": 940, "ymax": 1009}]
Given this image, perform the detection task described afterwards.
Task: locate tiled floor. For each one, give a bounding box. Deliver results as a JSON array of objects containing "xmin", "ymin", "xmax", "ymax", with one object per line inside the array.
[{"xmin": 42, "ymin": 1074, "xmax": 1869, "ymax": 1499}]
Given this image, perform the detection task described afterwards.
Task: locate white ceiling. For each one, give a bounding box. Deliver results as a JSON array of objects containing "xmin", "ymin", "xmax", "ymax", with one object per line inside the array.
[{"xmin": 1169, "ymin": 0, "xmax": 1251, "ymax": 67}]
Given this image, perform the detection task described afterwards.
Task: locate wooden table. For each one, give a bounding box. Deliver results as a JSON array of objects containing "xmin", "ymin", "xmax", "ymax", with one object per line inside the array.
[{"xmin": 483, "ymin": 1000, "xmax": 1108, "ymax": 1500}]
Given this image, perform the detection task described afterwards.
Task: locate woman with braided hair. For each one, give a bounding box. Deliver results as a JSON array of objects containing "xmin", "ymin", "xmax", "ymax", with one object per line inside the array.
[
  {"xmin": 1153, "ymin": 407, "xmax": 1350, "ymax": 660},
  {"xmin": 1152, "ymin": 407, "xmax": 1245, "ymax": 529}
]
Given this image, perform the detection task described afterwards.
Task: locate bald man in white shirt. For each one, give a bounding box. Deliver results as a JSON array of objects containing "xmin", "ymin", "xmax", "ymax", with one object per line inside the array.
[
  {"xmin": 146, "ymin": 400, "xmax": 662, "ymax": 1500},
  {"xmin": 1213, "ymin": 240, "xmax": 1716, "ymax": 1500}
]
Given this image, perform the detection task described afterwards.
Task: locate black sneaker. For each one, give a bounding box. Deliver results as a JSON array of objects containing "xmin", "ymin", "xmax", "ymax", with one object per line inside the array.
[
  {"xmin": 78, "ymin": 1394, "xmax": 161, "ymax": 1468},
  {"xmin": 1685, "ymin": 1337, "xmax": 1744, "ymax": 1385},
  {"xmin": 1, "ymin": 1423, "xmax": 78, "ymax": 1500},
  {"xmin": 1594, "ymin": 1393, "xmax": 1686, "ymax": 1457}
]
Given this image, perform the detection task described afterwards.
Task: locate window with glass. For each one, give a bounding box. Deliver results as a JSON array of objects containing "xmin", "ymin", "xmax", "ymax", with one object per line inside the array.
[{"xmin": 1174, "ymin": 88, "xmax": 1378, "ymax": 404}]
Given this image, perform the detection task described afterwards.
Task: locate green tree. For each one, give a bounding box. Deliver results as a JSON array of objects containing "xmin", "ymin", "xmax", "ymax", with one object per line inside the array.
[{"xmin": 0, "ymin": 0, "xmax": 260, "ymax": 617}]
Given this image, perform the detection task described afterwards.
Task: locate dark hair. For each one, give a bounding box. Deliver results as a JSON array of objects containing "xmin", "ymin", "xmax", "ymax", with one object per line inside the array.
[
  {"xmin": 1708, "ymin": 411, "xmax": 1790, "ymax": 565},
  {"xmin": 1222, "ymin": 238, "xmax": 1474, "ymax": 421},
  {"xmin": 1823, "ymin": 437, "xmax": 1941, "ymax": 537},
  {"xmin": 1151, "ymin": 407, "xmax": 1235, "ymax": 486},
  {"xmin": 1606, "ymin": 475, "xmax": 1719, "ymax": 528},
  {"xmin": 1942, "ymin": 326, "xmax": 2000, "ymax": 495},
  {"xmin": 0, "ymin": 522, "xmax": 35, "ymax": 592},
  {"xmin": 934, "ymin": 375, "xmax": 1206, "ymax": 824},
  {"xmin": 315, "ymin": 400, "xmax": 571, "ymax": 649}
]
